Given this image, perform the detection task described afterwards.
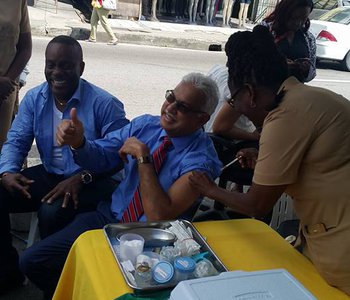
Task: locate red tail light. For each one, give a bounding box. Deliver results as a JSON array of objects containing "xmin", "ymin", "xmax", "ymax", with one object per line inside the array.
[{"xmin": 316, "ymin": 30, "xmax": 337, "ymax": 42}]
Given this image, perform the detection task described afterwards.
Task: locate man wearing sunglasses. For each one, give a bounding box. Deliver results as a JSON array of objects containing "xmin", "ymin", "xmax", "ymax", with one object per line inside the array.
[{"xmin": 20, "ymin": 72, "xmax": 221, "ymax": 298}]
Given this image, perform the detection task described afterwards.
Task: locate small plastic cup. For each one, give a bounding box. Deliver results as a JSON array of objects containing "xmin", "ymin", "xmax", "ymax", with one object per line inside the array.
[
  {"xmin": 119, "ymin": 233, "xmax": 145, "ymax": 266},
  {"xmin": 139, "ymin": 251, "xmax": 160, "ymax": 268},
  {"xmin": 152, "ymin": 261, "xmax": 174, "ymax": 284},
  {"xmin": 173, "ymin": 257, "xmax": 196, "ymax": 282},
  {"xmin": 159, "ymin": 246, "xmax": 181, "ymax": 263},
  {"xmin": 193, "ymin": 258, "xmax": 219, "ymax": 278}
]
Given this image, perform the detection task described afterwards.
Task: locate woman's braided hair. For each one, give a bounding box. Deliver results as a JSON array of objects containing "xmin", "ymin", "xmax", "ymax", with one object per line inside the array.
[{"xmin": 225, "ymin": 25, "xmax": 288, "ymax": 94}]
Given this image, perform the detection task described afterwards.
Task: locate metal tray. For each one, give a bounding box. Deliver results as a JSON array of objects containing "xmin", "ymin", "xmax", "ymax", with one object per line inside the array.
[
  {"xmin": 103, "ymin": 220, "xmax": 228, "ymax": 291},
  {"xmin": 115, "ymin": 228, "xmax": 176, "ymax": 248}
]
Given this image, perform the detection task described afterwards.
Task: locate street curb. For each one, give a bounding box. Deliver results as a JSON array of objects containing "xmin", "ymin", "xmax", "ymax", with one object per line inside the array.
[
  {"xmin": 114, "ymin": 32, "xmax": 223, "ymax": 50},
  {"xmin": 31, "ymin": 25, "xmax": 73, "ymax": 38},
  {"xmin": 28, "ymin": 1, "xmax": 252, "ymax": 51},
  {"xmin": 30, "ymin": 24, "xmax": 227, "ymax": 51}
]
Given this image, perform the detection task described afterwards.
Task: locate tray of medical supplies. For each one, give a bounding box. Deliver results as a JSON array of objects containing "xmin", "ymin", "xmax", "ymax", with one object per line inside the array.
[{"xmin": 103, "ymin": 220, "xmax": 228, "ymax": 291}]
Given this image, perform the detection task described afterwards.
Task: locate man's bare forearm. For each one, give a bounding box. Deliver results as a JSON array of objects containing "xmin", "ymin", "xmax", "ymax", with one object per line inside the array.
[
  {"xmin": 206, "ymin": 183, "xmax": 285, "ymax": 217},
  {"xmin": 138, "ymin": 163, "xmax": 173, "ymax": 220}
]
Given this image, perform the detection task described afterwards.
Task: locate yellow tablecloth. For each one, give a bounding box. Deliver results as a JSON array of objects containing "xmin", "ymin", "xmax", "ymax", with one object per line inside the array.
[{"xmin": 53, "ymin": 219, "xmax": 349, "ymax": 300}]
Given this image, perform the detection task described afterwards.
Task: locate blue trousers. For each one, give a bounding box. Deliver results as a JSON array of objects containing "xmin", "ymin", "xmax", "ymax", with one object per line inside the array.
[{"xmin": 20, "ymin": 207, "xmax": 116, "ymax": 299}]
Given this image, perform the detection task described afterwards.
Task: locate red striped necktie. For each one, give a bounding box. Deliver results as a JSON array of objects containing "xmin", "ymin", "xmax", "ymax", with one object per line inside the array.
[{"xmin": 121, "ymin": 136, "xmax": 172, "ymax": 223}]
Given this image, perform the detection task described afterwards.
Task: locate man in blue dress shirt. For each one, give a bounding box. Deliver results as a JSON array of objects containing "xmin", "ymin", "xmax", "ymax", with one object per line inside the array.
[
  {"xmin": 20, "ymin": 72, "xmax": 222, "ymax": 298},
  {"xmin": 0, "ymin": 35, "xmax": 129, "ymax": 292}
]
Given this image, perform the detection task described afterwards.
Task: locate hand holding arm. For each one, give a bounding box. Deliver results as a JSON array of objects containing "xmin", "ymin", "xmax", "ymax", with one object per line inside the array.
[
  {"xmin": 56, "ymin": 108, "xmax": 85, "ymax": 149},
  {"xmin": 188, "ymin": 171, "xmax": 221, "ymax": 199},
  {"xmin": 189, "ymin": 171, "xmax": 286, "ymax": 218}
]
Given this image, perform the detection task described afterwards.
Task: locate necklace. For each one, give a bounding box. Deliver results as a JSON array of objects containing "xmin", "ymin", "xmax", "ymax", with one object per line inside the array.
[{"xmin": 55, "ymin": 98, "xmax": 66, "ymax": 106}]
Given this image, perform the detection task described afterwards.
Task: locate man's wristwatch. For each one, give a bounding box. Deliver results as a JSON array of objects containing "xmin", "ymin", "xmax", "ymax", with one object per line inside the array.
[
  {"xmin": 137, "ymin": 156, "xmax": 153, "ymax": 165},
  {"xmin": 81, "ymin": 171, "xmax": 93, "ymax": 184}
]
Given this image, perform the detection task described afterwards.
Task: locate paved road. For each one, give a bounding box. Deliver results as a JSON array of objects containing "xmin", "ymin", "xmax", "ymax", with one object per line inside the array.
[
  {"xmin": 21, "ymin": 36, "xmax": 350, "ymax": 163},
  {"xmin": 20, "ymin": 37, "xmax": 226, "ymax": 119},
  {"xmin": 21, "ymin": 37, "xmax": 350, "ymax": 117}
]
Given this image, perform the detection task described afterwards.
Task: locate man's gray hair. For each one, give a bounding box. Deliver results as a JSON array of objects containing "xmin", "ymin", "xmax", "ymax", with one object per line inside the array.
[{"xmin": 182, "ymin": 72, "xmax": 219, "ymax": 115}]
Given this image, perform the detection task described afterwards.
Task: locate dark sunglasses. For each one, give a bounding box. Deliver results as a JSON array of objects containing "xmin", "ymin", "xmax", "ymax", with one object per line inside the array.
[{"xmin": 165, "ymin": 90, "xmax": 206, "ymax": 114}]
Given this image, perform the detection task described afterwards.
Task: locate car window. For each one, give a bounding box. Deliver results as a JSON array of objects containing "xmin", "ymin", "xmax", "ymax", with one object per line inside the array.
[
  {"xmin": 313, "ymin": 0, "xmax": 339, "ymax": 10},
  {"xmin": 317, "ymin": 7, "xmax": 350, "ymax": 24}
]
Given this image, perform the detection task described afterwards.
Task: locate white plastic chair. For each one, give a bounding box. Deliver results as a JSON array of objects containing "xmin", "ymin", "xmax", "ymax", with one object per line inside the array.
[
  {"xmin": 270, "ymin": 194, "xmax": 297, "ymax": 230},
  {"xmin": 10, "ymin": 212, "xmax": 39, "ymax": 248},
  {"xmin": 27, "ymin": 212, "xmax": 39, "ymax": 248}
]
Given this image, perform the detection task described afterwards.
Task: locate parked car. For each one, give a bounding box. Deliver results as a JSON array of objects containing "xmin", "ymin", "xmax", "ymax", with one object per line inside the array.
[
  {"xmin": 311, "ymin": 0, "xmax": 350, "ymax": 19},
  {"xmin": 309, "ymin": 6, "xmax": 350, "ymax": 71}
]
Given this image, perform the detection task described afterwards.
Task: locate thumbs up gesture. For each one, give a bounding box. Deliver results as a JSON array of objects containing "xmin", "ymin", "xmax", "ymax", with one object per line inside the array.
[{"xmin": 56, "ymin": 108, "xmax": 85, "ymax": 149}]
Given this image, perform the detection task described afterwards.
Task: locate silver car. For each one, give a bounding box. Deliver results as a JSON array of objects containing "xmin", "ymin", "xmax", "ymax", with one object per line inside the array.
[{"xmin": 310, "ymin": 6, "xmax": 350, "ymax": 71}]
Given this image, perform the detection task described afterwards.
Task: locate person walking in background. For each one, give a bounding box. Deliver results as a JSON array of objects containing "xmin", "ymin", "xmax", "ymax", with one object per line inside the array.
[
  {"xmin": 262, "ymin": 0, "xmax": 316, "ymax": 82},
  {"xmin": 87, "ymin": 0, "xmax": 118, "ymax": 45},
  {"xmin": 237, "ymin": 0, "xmax": 251, "ymax": 28},
  {"xmin": 0, "ymin": 0, "xmax": 32, "ymax": 152},
  {"xmin": 222, "ymin": 0, "xmax": 236, "ymax": 27}
]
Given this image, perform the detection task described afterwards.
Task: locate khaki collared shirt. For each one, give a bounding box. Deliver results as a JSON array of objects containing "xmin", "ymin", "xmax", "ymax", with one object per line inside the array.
[
  {"xmin": 254, "ymin": 77, "xmax": 350, "ymax": 287},
  {"xmin": 0, "ymin": 0, "xmax": 31, "ymax": 75}
]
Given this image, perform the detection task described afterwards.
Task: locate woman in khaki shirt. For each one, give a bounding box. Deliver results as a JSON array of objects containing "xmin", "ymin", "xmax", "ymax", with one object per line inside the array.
[{"xmin": 189, "ymin": 25, "xmax": 350, "ymax": 296}]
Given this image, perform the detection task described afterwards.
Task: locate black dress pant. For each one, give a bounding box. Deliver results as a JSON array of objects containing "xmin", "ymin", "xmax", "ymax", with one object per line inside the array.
[
  {"xmin": 0, "ymin": 164, "xmax": 117, "ymax": 285},
  {"xmin": 20, "ymin": 210, "xmax": 113, "ymax": 299}
]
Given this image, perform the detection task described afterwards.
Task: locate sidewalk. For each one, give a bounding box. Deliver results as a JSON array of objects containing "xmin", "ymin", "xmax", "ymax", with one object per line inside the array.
[{"xmin": 29, "ymin": 0, "xmax": 253, "ymax": 50}]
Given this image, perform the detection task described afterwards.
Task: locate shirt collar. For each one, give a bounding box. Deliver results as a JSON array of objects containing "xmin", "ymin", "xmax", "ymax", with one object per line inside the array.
[
  {"xmin": 41, "ymin": 79, "xmax": 83, "ymax": 104},
  {"xmin": 161, "ymin": 129, "xmax": 202, "ymax": 153},
  {"xmin": 277, "ymin": 76, "xmax": 301, "ymax": 95}
]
